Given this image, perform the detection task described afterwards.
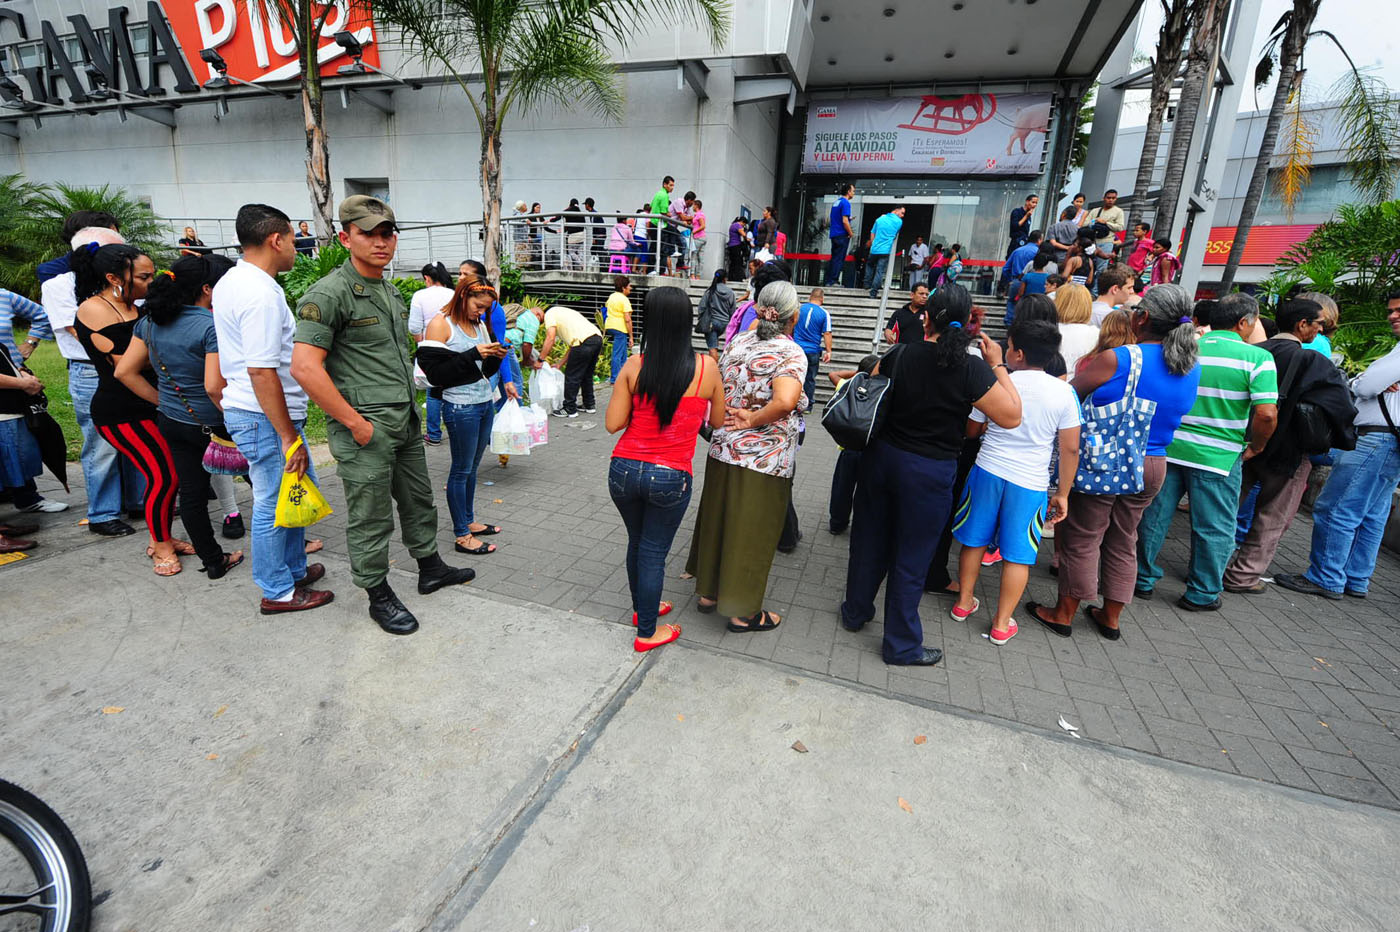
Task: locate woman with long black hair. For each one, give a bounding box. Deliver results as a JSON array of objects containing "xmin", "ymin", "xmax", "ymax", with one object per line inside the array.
[
  {"xmin": 840, "ymin": 284, "xmax": 1022, "ymax": 666},
  {"xmin": 410, "ymin": 262, "xmax": 456, "ymax": 446},
  {"xmin": 116, "ymin": 254, "xmax": 245, "ymax": 578},
  {"xmin": 696, "ymin": 268, "xmax": 735, "ymax": 360},
  {"xmin": 607, "ymin": 286, "xmax": 725, "ymax": 651},
  {"xmin": 71, "ymin": 243, "xmax": 190, "ymax": 576}
]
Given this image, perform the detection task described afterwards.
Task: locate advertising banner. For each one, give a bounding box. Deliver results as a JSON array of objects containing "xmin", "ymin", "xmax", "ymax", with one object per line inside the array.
[
  {"xmin": 1202, "ymin": 225, "xmax": 1317, "ymax": 266},
  {"xmin": 160, "ymin": 0, "xmax": 381, "ymax": 83},
  {"xmin": 803, "ymin": 94, "xmax": 1052, "ymax": 176}
]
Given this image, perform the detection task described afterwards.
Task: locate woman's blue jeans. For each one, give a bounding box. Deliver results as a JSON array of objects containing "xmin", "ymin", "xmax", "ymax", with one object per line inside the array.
[
  {"xmin": 606, "ymin": 329, "xmax": 628, "ymax": 383},
  {"xmin": 608, "ymin": 458, "xmax": 692, "ymax": 637},
  {"xmin": 443, "ymin": 400, "xmax": 494, "ymax": 537}
]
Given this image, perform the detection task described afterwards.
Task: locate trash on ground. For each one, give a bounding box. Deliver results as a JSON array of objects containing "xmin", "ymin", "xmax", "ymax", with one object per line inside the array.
[
  {"xmin": 791, "ymin": 740, "xmax": 808, "ymax": 753},
  {"xmin": 1057, "ymin": 715, "xmax": 1079, "ymax": 733}
]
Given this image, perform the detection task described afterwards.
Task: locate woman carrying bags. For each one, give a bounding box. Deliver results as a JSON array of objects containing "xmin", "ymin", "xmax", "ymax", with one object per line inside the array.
[
  {"xmin": 607, "ymin": 286, "xmax": 726, "ymax": 651},
  {"xmin": 1027, "ymin": 284, "xmax": 1200, "ymax": 641},
  {"xmin": 421, "ymin": 281, "xmax": 507, "ymax": 556},
  {"xmin": 115, "ymin": 254, "xmax": 245, "ymax": 578}
]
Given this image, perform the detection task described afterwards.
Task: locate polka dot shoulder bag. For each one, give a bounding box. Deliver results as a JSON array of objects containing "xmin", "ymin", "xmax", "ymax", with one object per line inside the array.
[{"xmin": 1070, "ymin": 344, "xmax": 1157, "ymax": 495}]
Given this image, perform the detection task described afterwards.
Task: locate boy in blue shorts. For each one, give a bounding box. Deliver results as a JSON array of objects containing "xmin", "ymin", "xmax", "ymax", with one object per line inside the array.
[{"xmin": 950, "ymin": 319, "xmax": 1081, "ymax": 645}]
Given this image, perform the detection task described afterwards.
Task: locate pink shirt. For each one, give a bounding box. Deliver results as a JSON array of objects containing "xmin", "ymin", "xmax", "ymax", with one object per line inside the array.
[{"xmin": 692, "ymin": 209, "xmax": 707, "ymax": 239}]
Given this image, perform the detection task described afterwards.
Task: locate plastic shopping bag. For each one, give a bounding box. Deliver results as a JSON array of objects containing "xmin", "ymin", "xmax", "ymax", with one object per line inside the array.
[
  {"xmin": 490, "ymin": 400, "xmax": 532, "ymax": 456},
  {"xmin": 273, "ymin": 438, "xmax": 333, "ymax": 528},
  {"xmin": 530, "ymin": 362, "xmax": 565, "ymax": 412},
  {"xmin": 524, "ymin": 403, "xmax": 548, "ymax": 448}
]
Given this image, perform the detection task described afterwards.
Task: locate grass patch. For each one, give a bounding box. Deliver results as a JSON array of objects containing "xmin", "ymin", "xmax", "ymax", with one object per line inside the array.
[{"xmin": 19, "ymin": 327, "xmax": 329, "ymax": 461}]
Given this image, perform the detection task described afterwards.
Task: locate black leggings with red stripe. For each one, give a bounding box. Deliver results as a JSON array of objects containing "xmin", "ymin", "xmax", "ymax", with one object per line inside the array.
[{"xmin": 97, "ymin": 418, "xmax": 178, "ymax": 543}]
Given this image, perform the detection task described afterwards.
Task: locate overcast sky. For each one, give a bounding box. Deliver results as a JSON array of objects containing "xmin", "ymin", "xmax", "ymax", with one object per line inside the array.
[{"xmin": 1122, "ymin": 0, "xmax": 1400, "ymax": 122}]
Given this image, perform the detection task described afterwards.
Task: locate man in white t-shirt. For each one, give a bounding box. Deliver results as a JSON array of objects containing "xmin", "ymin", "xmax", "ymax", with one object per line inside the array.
[
  {"xmin": 907, "ymin": 236, "xmax": 931, "ymax": 289},
  {"xmin": 1090, "ymin": 265, "xmax": 1137, "ymax": 325},
  {"xmin": 212, "ymin": 203, "xmax": 333, "ymax": 615},
  {"xmin": 950, "ymin": 319, "xmax": 1082, "ymax": 645}
]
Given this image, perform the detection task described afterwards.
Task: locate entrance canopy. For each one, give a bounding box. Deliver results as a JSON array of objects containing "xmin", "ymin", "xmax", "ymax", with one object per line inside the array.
[{"xmin": 809, "ymin": 0, "xmax": 1144, "ymax": 86}]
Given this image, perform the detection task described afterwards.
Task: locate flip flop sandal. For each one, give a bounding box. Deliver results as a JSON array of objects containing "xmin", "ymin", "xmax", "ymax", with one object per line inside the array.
[
  {"xmin": 470, "ymin": 525, "xmax": 503, "ymax": 536},
  {"xmin": 632, "ymin": 601, "xmax": 673, "ymax": 626},
  {"xmin": 634, "ymin": 623, "xmax": 681, "ymax": 652},
  {"xmin": 202, "ymin": 551, "xmax": 245, "ymax": 579},
  {"xmin": 726, "ymin": 610, "xmax": 781, "ymax": 633},
  {"xmin": 152, "ymin": 556, "xmax": 182, "ymax": 577},
  {"xmin": 455, "ymin": 539, "xmax": 497, "ymax": 555},
  {"xmin": 305, "ymin": 539, "xmax": 324, "ymax": 555},
  {"xmin": 696, "ymin": 598, "xmax": 718, "ymax": 614}
]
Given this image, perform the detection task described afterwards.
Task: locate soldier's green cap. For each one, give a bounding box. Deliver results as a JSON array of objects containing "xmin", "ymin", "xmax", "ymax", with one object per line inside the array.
[{"xmin": 338, "ymin": 195, "xmax": 397, "ymax": 232}]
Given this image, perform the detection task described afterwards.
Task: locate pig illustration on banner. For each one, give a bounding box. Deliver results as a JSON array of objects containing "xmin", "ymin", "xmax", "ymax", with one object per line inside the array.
[{"xmin": 1006, "ymin": 102, "xmax": 1051, "ymax": 155}]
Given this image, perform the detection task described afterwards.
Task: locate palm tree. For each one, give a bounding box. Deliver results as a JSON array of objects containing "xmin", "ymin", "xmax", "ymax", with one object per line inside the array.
[
  {"xmin": 1124, "ymin": 0, "xmax": 1197, "ymax": 242},
  {"xmin": 1153, "ymin": 0, "xmax": 1228, "ymax": 246},
  {"xmin": 19, "ymin": 183, "xmax": 173, "ymax": 287},
  {"xmin": 267, "ymin": 2, "xmax": 373, "ymax": 244},
  {"xmin": 0, "ymin": 174, "xmax": 46, "ymax": 298},
  {"xmin": 373, "ymin": 0, "xmax": 729, "ymax": 281},
  {"xmin": 1219, "ymin": 1, "xmax": 1400, "ymax": 290}
]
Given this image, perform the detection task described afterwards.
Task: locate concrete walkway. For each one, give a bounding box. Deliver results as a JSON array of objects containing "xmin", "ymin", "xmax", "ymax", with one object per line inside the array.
[{"xmin": 6, "ymin": 399, "xmax": 1400, "ymax": 929}]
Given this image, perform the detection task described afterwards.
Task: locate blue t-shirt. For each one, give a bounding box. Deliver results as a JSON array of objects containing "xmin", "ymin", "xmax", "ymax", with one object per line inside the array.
[
  {"xmin": 1091, "ymin": 344, "xmax": 1202, "ymax": 456},
  {"xmin": 829, "ymin": 198, "xmax": 852, "ymax": 240},
  {"xmin": 792, "ymin": 302, "xmax": 831, "ymax": 355},
  {"xmin": 134, "ymin": 307, "xmax": 222, "ymax": 427},
  {"xmin": 1003, "ymin": 241, "xmax": 1040, "ymax": 278},
  {"xmin": 871, "ymin": 212, "xmax": 902, "ymax": 254},
  {"xmin": 1019, "ymin": 272, "xmax": 1049, "ymax": 295},
  {"xmin": 487, "ymin": 300, "xmax": 521, "ymax": 387}
]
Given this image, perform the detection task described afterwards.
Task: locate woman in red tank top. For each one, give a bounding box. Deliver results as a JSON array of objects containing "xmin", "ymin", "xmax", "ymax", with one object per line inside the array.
[{"xmin": 606, "ymin": 286, "xmax": 725, "ymax": 651}]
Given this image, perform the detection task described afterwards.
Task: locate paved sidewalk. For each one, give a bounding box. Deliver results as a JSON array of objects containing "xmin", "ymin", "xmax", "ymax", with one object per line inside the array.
[
  {"xmin": 392, "ymin": 384, "xmax": 1400, "ymax": 810},
  {"xmin": 8, "ymin": 381, "xmax": 1400, "ymax": 814}
]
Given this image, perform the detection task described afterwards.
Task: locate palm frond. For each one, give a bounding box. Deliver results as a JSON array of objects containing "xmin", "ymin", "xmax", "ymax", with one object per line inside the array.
[
  {"xmin": 501, "ymin": 28, "xmax": 625, "ymax": 123},
  {"xmin": 1272, "ymin": 86, "xmax": 1316, "ymax": 218},
  {"xmin": 1329, "ymin": 67, "xmax": 1400, "ymax": 205}
]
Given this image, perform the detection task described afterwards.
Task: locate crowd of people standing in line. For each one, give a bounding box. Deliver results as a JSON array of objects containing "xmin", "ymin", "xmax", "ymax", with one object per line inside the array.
[{"xmin": 4, "ymin": 200, "xmax": 1399, "ymax": 666}]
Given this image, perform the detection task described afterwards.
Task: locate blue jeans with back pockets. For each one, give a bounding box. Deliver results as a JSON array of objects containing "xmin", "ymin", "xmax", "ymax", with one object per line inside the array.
[
  {"xmin": 608, "ymin": 458, "xmax": 692, "ymax": 637},
  {"xmin": 443, "ymin": 400, "xmax": 494, "ymax": 537},
  {"xmin": 1305, "ymin": 431, "xmax": 1400, "ymax": 594},
  {"xmin": 223, "ymin": 408, "xmax": 311, "ymax": 601}
]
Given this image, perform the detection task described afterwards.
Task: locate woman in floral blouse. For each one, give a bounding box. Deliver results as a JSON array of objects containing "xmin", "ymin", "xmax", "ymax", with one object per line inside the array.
[{"xmin": 685, "ymin": 280, "xmax": 806, "ymax": 632}]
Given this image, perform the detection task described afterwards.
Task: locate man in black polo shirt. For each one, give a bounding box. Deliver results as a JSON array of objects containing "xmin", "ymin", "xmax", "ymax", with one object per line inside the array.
[{"xmin": 884, "ymin": 283, "xmax": 930, "ymax": 344}]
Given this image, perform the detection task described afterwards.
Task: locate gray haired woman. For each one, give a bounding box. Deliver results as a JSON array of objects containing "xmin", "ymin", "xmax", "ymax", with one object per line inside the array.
[
  {"xmin": 1028, "ymin": 283, "xmax": 1202, "ymax": 641},
  {"xmin": 685, "ymin": 280, "xmax": 807, "ymax": 632}
]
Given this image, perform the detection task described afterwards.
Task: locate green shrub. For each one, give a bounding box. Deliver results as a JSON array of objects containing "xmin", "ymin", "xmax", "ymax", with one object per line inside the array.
[{"xmin": 279, "ymin": 241, "xmax": 350, "ymax": 306}]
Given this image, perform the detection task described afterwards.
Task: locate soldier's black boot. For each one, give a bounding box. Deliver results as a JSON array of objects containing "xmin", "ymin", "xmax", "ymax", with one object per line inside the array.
[
  {"xmin": 417, "ymin": 553, "xmax": 476, "ymax": 594},
  {"xmin": 367, "ymin": 582, "xmax": 419, "ymax": 635}
]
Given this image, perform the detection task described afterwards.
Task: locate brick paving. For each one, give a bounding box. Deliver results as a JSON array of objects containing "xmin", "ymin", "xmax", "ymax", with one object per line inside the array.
[{"xmin": 324, "ymin": 381, "xmax": 1400, "ymax": 810}]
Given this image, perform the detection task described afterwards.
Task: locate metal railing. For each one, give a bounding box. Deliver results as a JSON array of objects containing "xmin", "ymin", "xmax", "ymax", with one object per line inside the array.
[{"xmin": 160, "ymin": 212, "xmax": 704, "ymax": 280}]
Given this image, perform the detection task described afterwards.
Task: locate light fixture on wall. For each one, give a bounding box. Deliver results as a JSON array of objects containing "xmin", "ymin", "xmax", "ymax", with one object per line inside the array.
[
  {"xmin": 0, "ymin": 73, "xmax": 70, "ymax": 114},
  {"xmin": 334, "ymin": 32, "xmax": 421, "ymax": 88},
  {"xmin": 199, "ymin": 48, "xmax": 294, "ymax": 98}
]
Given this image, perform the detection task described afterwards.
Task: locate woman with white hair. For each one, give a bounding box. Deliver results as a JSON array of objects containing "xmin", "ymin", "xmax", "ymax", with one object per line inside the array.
[{"xmin": 685, "ymin": 280, "xmax": 807, "ymax": 633}]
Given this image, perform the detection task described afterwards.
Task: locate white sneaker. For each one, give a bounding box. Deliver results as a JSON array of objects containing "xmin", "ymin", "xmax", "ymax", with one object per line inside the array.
[
  {"xmin": 583, "ymin": 407, "xmax": 597, "ymax": 414},
  {"xmin": 19, "ymin": 499, "xmax": 69, "ymax": 513}
]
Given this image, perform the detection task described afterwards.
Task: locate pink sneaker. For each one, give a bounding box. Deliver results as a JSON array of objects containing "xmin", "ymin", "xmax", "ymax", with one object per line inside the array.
[
  {"xmin": 981, "ymin": 549, "xmax": 1003, "ymax": 567},
  {"xmin": 950, "ymin": 597, "xmax": 980, "ymax": 621},
  {"xmin": 989, "ymin": 620, "xmax": 1018, "ymax": 646}
]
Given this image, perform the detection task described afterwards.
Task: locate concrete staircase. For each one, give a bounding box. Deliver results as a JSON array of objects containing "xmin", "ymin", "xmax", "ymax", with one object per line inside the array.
[{"xmin": 520, "ymin": 270, "xmax": 1007, "ymax": 403}]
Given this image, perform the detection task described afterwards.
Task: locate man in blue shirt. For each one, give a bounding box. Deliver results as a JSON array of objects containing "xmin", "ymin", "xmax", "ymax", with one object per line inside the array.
[
  {"xmin": 1002, "ymin": 230, "xmax": 1044, "ymax": 321},
  {"xmin": 1007, "ymin": 194, "xmax": 1038, "ymax": 255},
  {"xmin": 792, "ymin": 288, "xmax": 832, "ymax": 408},
  {"xmin": 865, "ymin": 205, "xmax": 905, "ymax": 298},
  {"xmin": 826, "ymin": 184, "xmax": 855, "ymax": 287}
]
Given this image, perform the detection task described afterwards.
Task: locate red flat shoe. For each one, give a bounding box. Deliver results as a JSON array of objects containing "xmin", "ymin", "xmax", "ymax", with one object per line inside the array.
[
  {"xmin": 634, "ymin": 623, "xmax": 681, "ymax": 652},
  {"xmin": 632, "ymin": 601, "xmax": 674, "ymax": 626}
]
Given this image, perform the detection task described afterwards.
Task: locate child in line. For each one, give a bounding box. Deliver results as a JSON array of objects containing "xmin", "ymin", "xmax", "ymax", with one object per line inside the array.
[
  {"xmin": 826, "ymin": 354, "xmax": 880, "ymax": 534},
  {"xmin": 1126, "ymin": 222, "xmax": 1154, "ymax": 286},
  {"xmin": 949, "ymin": 320, "xmax": 1082, "ymax": 645}
]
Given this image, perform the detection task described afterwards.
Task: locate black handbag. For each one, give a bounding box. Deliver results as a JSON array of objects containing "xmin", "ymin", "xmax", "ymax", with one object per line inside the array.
[
  {"xmin": 820, "ymin": 345, "xmax": 904, "ymax": 451},
  {"xmin": 1278, "ymin": 349, "xmax": 1337, "ymax": 455}
]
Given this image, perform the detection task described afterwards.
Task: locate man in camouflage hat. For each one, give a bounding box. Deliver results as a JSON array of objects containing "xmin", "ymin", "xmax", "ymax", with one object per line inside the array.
[{"xmin": 291, "ymin": 195, "xmax": 474, "ymax": 635}]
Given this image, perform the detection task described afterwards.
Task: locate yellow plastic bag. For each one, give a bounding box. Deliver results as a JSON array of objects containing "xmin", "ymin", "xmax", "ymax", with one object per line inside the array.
[{"xmin": 273, "ymin": 438, "xmax": 333, "ymax": 528}]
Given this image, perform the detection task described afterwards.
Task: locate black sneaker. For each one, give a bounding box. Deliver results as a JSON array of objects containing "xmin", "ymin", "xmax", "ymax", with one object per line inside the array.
[
  {"xmin": 1274, "ymin": 572, "xmax": 1343, "ymax": 601},
  {"xmin": 583, "ymin": 407, "xmax": 597, "ymax": 414},
  {"xmin": 222, "ymin": 513, "xmax": 245, "ymax": 540},
  {"xmin": 89, "ymin": 519, "xmax": 136, "ymax": 537}
]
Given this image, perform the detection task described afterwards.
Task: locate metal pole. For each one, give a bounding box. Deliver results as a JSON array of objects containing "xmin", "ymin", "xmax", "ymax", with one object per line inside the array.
[
  {"xmin": 871, "ymin": 243, "xmax": 899, "ymax": 352},
  {"xmin": 654, "ymin": 218, "xmax": 663, "ymax": 275}
]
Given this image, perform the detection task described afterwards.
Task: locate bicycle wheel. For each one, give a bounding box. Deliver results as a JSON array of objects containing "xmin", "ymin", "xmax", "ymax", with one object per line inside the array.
[{"xmin": 0, "ymin": 780, "xmax": 91, "ymax": 932}]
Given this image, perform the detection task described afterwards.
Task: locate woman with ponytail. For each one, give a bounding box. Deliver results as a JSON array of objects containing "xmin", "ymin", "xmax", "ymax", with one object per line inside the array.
[
  {"xmin": 685, "ymin": 280, "xmax": 807, "ymax": 634},
  {"xmin": 1027, "ymin": 283, "xmax": 1201, "ymax": 641},
  {"xmin": 116, "ymin": 253, "xmax": 245, "ymax": 578},
  {"xmin": 840, "ymin": 283, "xmax": 1021, "ymax": 667},
  {"xmin": 71, "ymin": 243, "xmax": 192, "ymax": 576},
  {"xmin": 409, "ymin": 262, "xmax": 456, "ymax": 445}
]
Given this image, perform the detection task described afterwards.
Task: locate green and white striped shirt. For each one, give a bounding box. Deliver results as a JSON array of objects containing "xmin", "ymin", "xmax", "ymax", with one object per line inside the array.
[{"xmin": 1165, "ymin": 330, "xmax": 1278, "ymax": 476}]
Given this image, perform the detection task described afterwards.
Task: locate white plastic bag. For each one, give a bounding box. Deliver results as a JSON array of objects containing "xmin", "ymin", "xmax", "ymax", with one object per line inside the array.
[
  {"xmin": 531, "ymin": 362, "xmax": 565, "ymax": 412},
  {"xmin": 412, "ymin": 362, "xmax": 431, "ymax": 391},
  {"xmin": 490, "ymin": 400, "xmax": 531, "ymax": 456},
  {"xmin": 524, "ymin": 403, "xmax": 548, "ymax": 448}
]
